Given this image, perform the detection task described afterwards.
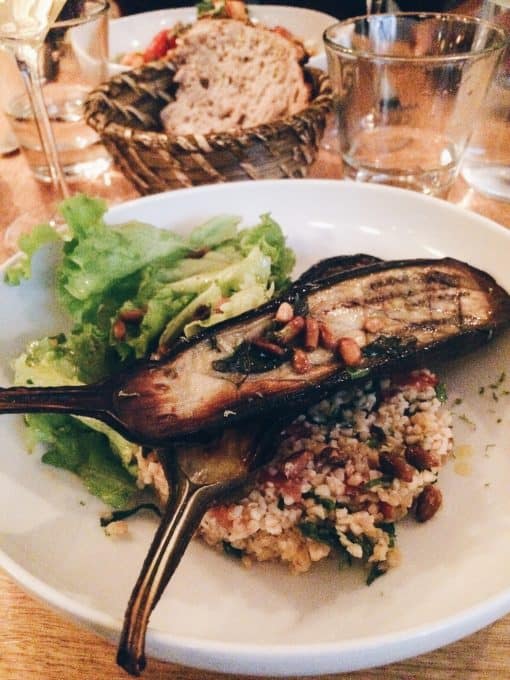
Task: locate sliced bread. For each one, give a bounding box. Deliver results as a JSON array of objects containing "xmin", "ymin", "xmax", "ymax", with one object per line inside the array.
[{"xmin": 160, "ymin": 18, "xmax": 310, "ymax": 136}]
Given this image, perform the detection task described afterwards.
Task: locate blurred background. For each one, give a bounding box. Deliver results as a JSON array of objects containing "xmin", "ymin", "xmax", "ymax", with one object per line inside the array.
[{"xmin": 113, "ymin": 1, "xmax": 468, "ymax": 20}]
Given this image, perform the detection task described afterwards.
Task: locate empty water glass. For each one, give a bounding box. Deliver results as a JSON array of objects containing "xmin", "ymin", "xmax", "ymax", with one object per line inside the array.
[
  {"xmin": 461, "ymin": 0, "xmax": 510, "ymax": 201},
  {"xmin": 324, "ymin": 13, "xmax": 507, "ymax": 197}
]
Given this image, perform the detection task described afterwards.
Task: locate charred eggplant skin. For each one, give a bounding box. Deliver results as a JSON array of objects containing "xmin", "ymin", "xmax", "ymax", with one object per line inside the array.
[
  {"xmin": 109, "ymin": 257, "xmax": 510, "ymax": 445},
  {"xmin": 148, "ymin": 256, "xmax": 510, "ymax": 363},
  {"xmin": 296, "ymin": 254, "xmax": 382, "ymax": 285}
]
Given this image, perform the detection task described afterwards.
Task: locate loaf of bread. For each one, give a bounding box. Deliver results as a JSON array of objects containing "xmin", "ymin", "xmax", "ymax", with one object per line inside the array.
[{"xmin": 160, "ymin": 18, "xmax": 310, "ymax": 136}]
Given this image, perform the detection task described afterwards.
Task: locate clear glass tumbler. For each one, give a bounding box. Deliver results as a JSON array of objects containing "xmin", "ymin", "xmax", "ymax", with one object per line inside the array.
[
  {"xmin": 461, "ymin": 0, "xmax": 510, "ymax": 201},
  {"xmin": 3, "ymin": 0, "xmax": 110, "ymax": 184},
  {"xmin": 324, "ymin": 13, "xmax": 507, "ymax": 197}
]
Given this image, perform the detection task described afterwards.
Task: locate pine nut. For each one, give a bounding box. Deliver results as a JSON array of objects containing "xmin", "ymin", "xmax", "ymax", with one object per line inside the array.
[
  {"xmin": 112, "ymin": 319, "xmax": 126, "ymax": 341},
  {"xmin": 318, "ymin": 322, "xmax": 336, "ymax": 350},
  {"xmin": 119, "ymin": 308, "xmax": 145, "ymax": 324},
  {"xmin": 337, "ymin": 336, "xmax": 362, "ymax": 366},
  {"xmin": 304, "ymin": 317, "xmax": 319, "ymax": 351},
  {"xmin": 279, "ymin": 315, "xmax": 305, "ymax": 343},
  {"xmin": 275, "ymin": 302, "xmax": 294, "ymax": 323},
  {"xmin": 292, "ymin": 348, "xmax": 310, "ymax": 374},
  {"xmin": 364, "ymin": 316, "xmax": 384, "ymax": 333},
  {"xmin": 252, "ymin": 338, "xmax": 287, "ymax": 357}
]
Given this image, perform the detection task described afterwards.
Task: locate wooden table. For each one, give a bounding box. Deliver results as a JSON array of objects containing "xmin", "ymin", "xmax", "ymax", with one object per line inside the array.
[{"xmin": 1, "ymin": 4, "xmax": 510, "ymax": 669}]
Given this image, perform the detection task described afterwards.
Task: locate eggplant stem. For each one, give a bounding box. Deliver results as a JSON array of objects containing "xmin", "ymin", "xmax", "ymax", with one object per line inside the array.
[
  {"xmin": 0, "ymin": 384, "xmax": 110, "ymax": 416},
  {"xmin": 116, "ymin": 456, "xmax": 217, "ymax": 676}
]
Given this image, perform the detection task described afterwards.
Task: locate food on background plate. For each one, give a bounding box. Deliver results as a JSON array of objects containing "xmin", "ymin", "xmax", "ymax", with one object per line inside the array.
[
  {"xmin": 159, "ymin": 17, "xmax": 311, "ymax": 135},
  {"xmin": 119, "ymin": 0, "xmax": 310, "ymax": 69}
]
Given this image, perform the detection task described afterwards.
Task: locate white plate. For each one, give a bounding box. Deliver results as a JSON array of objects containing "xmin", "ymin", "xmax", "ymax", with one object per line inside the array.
[
  {"xmin": 105, "ymin": 5, "xmax": 336, "ymax": 74},
  {"xmin": 1, "ymin": 179, "xmax": 510, "ymax": 675}
]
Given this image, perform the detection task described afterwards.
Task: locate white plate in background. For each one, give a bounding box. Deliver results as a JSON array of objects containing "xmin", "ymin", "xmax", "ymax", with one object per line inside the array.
[
  {"xmin": 1, "ymin": 179, "xmax": 510, "ymax": 675},
  {"xmin": 105, "ymin": 5, "xmax": 335, "ymax": 74}
]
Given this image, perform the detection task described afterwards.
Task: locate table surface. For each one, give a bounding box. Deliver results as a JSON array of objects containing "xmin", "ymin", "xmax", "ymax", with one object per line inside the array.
[{"xmin": 2, "ymin": 3, "xmax": 510, "ymax": 676}]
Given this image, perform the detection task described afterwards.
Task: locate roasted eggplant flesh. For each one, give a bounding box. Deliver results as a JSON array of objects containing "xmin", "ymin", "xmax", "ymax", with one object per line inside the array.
[{"xmin": 112, "ymin": 257, "xmax": 510, "ymax": 443}]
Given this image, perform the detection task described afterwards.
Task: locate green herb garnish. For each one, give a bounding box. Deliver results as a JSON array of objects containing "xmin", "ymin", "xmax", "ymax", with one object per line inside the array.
[
  {"xmin": 346, "ymin": 531, "xmax": 373, "ymax": 560},
  {"xmin": 100, "ymin": 503, "xmax": 162, "ymax": 527},
  {"xmin": 366, "ymin": 562, "xmax": 388, "ymax": 586},
  {"xmin": 345, "ymin": 367, "xmax": 370, "ymax": 380},
  {"xmin": 362, "ymin": 335, "xmax": 417, "ymax": 359},
  {"xmin": 303, "ymin": 491, "xmax": 336, "ymax": 511},
  {"xmin": 435, "ymin": 383, "xmax": 448, "ymax": 403},
  {"xmin": 298, "ymin": 521, "xmax": 339, "ymax": 547},
  {"xmin": 377, "ymin": 522, "xmax": 396, "ymax": 548},
  {"xmin": 222, "ymin": 541, "xmax": 244, "ymax": 559},
  {"xmin": 363, "ymin": 475, "xmax": 393, "ymax": 490},
  {"xmin": 212, "ymin": 340, "xmax": 289, "ymax": 374},
  {"xmin": 367, "ymin": 425, "xmax": 386, "ymax": 449}
]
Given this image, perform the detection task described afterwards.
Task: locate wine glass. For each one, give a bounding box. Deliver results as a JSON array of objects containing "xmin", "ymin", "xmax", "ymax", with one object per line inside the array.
[{"xmin": 0, "ymin": 0, "xmax": 71, "ymax": 200}]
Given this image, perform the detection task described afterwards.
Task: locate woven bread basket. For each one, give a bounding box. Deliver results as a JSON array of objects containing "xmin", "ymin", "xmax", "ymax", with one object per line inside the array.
[{"xmin": 84, "ymin": 61, "xmax": 332, "ymax": 194}]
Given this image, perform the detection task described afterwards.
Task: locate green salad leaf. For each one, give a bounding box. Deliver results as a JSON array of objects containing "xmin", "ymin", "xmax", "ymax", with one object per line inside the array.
[{"xmin": 7, "ymin": 195, "xmax": 296, "ymax": 509}]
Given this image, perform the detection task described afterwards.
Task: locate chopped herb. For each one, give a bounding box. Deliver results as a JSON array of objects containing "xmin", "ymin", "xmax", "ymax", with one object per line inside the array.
[
  {"xmin": 298, "ymin": 521, "xmax": 339, "ymax": 547},
  {"xmin": 338, "ymin": 544, "xmax": 353, "ymax": 568},
  {"xmin": 363, "ymin": 475, "xmax": 393, "ymax": 490},
  {"xmin": 303, "ymin": 491, "xmax": 336, "ymax": 511},
  {"xmin": 366, "ymin": 562, "xmax": 388, "ymax": 586},
  {"xmin": 212, "ymin": 340, "xmax": 289, "ymax": 374},
  {"xmin": 362, "ymin": 335, "xmax": 417, "ymax": 359},
  {"xmin": 490, "ymin": 371, "xmax": 506, "ymax": 389},
  {"xmin": 479, "ymin": 386, "xmax": 485, "ymax": 395},
  {"xmin": 345, "ymin": 367, "xmax": 370, "ymax": 380},
  {"xmin": 347, "ymin": 531, "xmax": 373, "ymax": 559},
  {"xmin": 377, "ymin": 522, "xmax": 396, "ymax": 548},
  {"xmin": 222, "ymin": 541, "xmax": 244, "ymax": 559},
  {"xmin": 196, "ymin": 0, "xmax": 217, "ymax": 16},
  {"xmin": 291, "ymin": 292, "xmax": 309, "ymax": 318},
  {"xmin": 100, "ymin": 502, "xmax": 162, "ymax": 528},
  {"xmin": 435, "ymin": 383, "xmax": 448, "ymax": 403},
  {"xmin": 458, "ymin": 413, "xmax": 476, "ymax": 430},
  {"xmin": 367, "ymin": 424, "xmax": 386, "ymax": 449}
]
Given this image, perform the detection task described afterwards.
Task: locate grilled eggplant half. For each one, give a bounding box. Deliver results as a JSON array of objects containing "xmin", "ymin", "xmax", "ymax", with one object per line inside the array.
[
  {"xmin": 1, "ymin": 257, "xmax": 508, "ymax": 446},
  {"xmin": 110, "ymin": 257, "xmax": 510, "ymax": 443}
]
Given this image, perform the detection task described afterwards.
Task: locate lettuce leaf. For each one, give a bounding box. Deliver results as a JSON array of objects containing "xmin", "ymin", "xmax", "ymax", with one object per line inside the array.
[
  {"xmin": 26, "ymin": 413, "xmax": 137, "ymax": 509},
  {"xmin": 4, "ymin": 222, "xmax": 62, "ymax": 286},
  {"xmin": 8, "ymin": 196, "xmax": 296, "ymax": 509}
]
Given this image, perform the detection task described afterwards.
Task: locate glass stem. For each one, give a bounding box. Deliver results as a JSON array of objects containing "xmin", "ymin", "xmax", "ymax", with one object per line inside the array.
[{"xmin": 15, "ymin": 43, "xmax": 70, "ymax": 199}]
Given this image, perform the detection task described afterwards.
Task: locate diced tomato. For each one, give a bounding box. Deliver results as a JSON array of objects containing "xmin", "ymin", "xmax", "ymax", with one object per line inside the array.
[
  {"xmin": 272, "ymin": 25, "xmax": 294, "ymax": 41},
  {"xmin": 208, "ymin": 504, "xmax": 233, "ymax": 529},
  {"xmin": 258, "ymin": 469, "xmax": 303, "ymax": 503},
  {"xmin": 143, "ymin": 30, "xmax": 177, "ymax": 63},
  {"xmin": 283, "ymin": 450, "xmax": 313, "ymax": 480},
  {"xmin": 391, "ymin": 370, "xmax": 438, "ymax": 391}
]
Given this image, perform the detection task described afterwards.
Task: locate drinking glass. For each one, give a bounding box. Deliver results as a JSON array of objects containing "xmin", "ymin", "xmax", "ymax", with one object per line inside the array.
[
  {"xmin": 0, "ymin": 0, "xmax": 70, "ymax": 198},
  {"xmin": 324, "ymin": 13, "xmax": 507, "ymax": 197},
  {"xmin": 461, "ymin": 0, "xmax": 510, "ymax": 201},
  {"xmin": 3, "ymin": 0, "xmax": 110, "ymax": 184}
]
